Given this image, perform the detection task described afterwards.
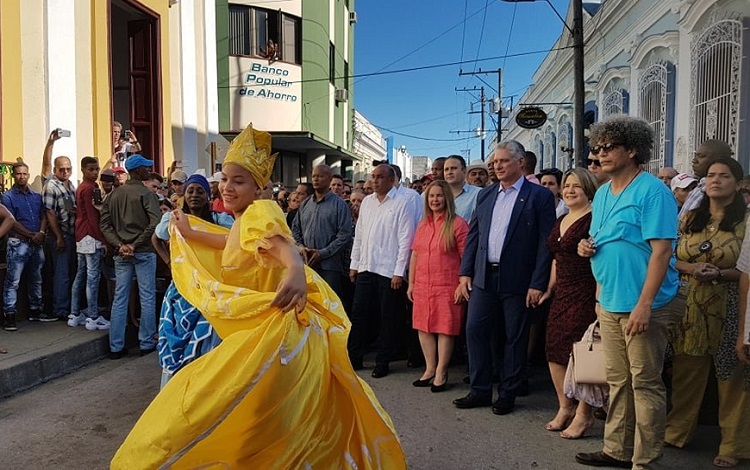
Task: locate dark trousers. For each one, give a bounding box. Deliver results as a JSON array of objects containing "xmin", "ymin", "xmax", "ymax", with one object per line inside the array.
[
  {"xmin": 466, "ymin": 272, "xmax": 529, "ymax": 401},
  {"xmin": 348, "ymin": 271, "xmax": 403, "ymax": 366},
  {"xmin": 314, "ymin": 267, "xmax": 344, "ymax": 303}
]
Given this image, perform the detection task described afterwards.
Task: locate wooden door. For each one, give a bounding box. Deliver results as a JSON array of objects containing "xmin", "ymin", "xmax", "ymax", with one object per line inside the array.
[{"xmin": 128, "ymin": 19, "xmax": 160, "ymax": 171}]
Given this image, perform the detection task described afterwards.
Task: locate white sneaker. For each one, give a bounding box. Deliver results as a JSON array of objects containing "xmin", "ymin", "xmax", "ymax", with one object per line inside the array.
[
  {"xmin": 85, "ymin": 316, "xmax": 110, "ymax": 331},
  {"xmin": 67, "ymin": 313, "xmax": 86, "ymax": 327}
]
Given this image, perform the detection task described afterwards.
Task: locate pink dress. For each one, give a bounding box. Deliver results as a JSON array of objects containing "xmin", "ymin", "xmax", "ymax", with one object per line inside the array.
[{"xmin": 411, "ymin": 214, "xmax": 469, "ymax": 335}]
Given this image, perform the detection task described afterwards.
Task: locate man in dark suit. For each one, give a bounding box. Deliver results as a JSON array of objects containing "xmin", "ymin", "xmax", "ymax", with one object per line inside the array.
[{"xmin": 453, "ymin": 140, "xmax": 555, "ymax": 415}]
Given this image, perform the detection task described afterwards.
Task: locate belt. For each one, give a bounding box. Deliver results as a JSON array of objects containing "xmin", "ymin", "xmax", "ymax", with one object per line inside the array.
[{"xmin": 488, "ymin": 263, "xmax": 500, "ymax": 270}]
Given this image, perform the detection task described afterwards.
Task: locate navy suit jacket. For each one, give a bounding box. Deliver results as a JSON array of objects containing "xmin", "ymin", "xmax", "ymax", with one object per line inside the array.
[{"xmin": 459, "ymin": 178, "xmax": 556, "ymax": 295}]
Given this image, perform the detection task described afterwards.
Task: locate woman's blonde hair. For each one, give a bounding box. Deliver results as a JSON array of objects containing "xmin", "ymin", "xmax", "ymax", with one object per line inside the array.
[{"xmin": 422, "ymin": 180, "xmax": 458, "ymax": 252}]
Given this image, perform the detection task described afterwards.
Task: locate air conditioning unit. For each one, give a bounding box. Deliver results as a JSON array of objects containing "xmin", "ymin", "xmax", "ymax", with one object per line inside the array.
[
  {"xmin": 334, "ymin": 88, "xmax": 348, "ymax": 103},
  {"xmin": 349, "ymin": 11, "xmax": 358, "ymax": 24}
]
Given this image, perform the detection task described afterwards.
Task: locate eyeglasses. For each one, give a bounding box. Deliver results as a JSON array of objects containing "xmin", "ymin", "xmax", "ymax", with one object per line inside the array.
[
  {"xmin": 590, "ymin": 143, "xmax": 624, "ymax": 156},
  {"xmin": 343, "ymin": 191, "xmax": 352, "ymax": 196},
  {"xmin": 171, "ymin": 180, "xmax": 184, "ymax": 185},
  {"xmin": 159, "ymin": 184, "xmax": 168, "ymax": 190},
  {"xmin": 585, "ymin": 158, "xmax": 602, "ymax": 167}
]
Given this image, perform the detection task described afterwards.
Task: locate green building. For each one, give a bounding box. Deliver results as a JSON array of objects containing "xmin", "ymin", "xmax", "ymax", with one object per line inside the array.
[{"xmin": 215, "ymin": 0, "xmax": 357, "ymax": 185}]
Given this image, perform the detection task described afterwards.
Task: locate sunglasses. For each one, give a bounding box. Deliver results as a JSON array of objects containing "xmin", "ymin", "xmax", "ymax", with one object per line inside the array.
[
  {"xmin": 590, "ymin": 143, "xmax": 624, "ymax": 156},
  {"xmin": 159, "ymin": 184, "xmax": 168, "ymax": 190},
  {"xmin": 585, "ymin": 158, "xmax": 602, "ymax": 167}
]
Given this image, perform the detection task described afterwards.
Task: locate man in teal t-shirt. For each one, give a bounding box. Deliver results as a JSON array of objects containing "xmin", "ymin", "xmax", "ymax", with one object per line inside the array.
[{"xmin": 575, "ymin": 116, "xmax": 683, "ymax": 470}]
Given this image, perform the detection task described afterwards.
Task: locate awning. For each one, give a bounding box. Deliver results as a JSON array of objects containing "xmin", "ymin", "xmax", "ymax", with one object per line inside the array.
[{"xmin": 221, "ymin": 130, "xmax": 360, "ymax": 161}]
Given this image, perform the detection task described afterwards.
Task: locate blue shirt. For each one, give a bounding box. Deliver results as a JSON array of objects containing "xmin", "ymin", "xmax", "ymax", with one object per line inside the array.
[
  {"xmin": 2, "ymin": 185, "xmax": 45, "ymax": 234},
  {"xmin": 590, "ymin": 172, "xmax": 679, "ymax": 313},
  {"xmin": 155, "ymin": 211, "xmax": 234, "ymax": 241},
  {"xmin": 487, "ymin": 176, "xmax": 525, "ymax": 263},
  {"xmin": 454, "ymin": 183, "xmax": 480, "ymax": 223}
]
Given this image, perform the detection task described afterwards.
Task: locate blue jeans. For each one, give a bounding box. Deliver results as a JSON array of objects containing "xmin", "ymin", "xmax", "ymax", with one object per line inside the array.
[
  {"xmin": 3, "ymin": 238, "xmax": 44, "ymax": 314},
  {"xmin": 109, "ymin": 252, "xmax": 157, "ymax": 352},
  {"xmin": 71, "ymin": 249, "xmax": 104, "ymax": 318},
  {"xmin": 47, "ymin": 233, "xmax": 76, "ymax": 316}
]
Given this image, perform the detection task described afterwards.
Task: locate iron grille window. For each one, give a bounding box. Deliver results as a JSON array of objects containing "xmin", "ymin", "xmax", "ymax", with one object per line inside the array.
[{"xmin": 228, "ymin": 4, "xmax": 301, "ymax": 65}]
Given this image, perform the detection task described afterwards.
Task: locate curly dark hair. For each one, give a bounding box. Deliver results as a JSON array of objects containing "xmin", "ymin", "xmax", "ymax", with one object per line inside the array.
[
  {"xmin": 588, "ymin": 116, "xmax": 654, "ymax": 165},
  {"xmin": 685, "ymin": 156, "xmax": 747, "ymax": 234}
]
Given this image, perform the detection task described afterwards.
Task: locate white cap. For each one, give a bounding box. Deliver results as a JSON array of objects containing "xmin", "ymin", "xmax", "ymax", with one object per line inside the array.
[
  {"xmin": 207, "ymin": 171, "xmax": 223, "ymax": 184},
  {"xmin": 671, "ymin": 173, "xmax": 698, "ymax": 191}
]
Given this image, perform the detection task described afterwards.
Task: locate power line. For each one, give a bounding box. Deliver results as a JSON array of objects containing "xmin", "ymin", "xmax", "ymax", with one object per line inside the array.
[
  {"xmin": 372, "ymin": 125, "xmax": 466, "ymax": 142},
  {"xmin": 224, "ymin": 45, "xmax": 576, "ymax": 90},
  {"xmin": 472, "ymin": 0, "xmax": 491, "ymax": 70},
  {"xmin": 502, "ymin": 2, "xmax": 518, "ymax": 70},
  {"xmin": 459, "ymin": 0, "xmax": 469, "ymax": 65},
  {"xmin": 387, "ymin": 111, "xmax": 465, "ymax": 130}
]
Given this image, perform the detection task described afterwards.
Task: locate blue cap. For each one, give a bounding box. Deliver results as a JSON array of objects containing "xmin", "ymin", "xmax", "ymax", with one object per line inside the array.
[
  {"xmin": 124, "ymin": 154, "xmax": 153, "ymax": 172},
  {"xmin": 185, "ymin": 174, "xmax": 210, "ymax": 195}
]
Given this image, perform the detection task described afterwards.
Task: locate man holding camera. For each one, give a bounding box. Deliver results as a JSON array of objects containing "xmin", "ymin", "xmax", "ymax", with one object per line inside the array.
[
  {"xmin": 2, "ymin": 162, "xmax": 50, "ymax": 329},
  {"xmin": 43, "ymin": 156, "xmax": 77, "ymax": 321},
  {"xmin": 110, "ymin": 121, "xmax": 141, "ymax": 169}
]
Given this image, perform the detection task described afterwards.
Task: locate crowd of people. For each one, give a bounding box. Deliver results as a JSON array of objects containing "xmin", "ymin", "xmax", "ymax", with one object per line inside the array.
[{"xmin": 3, "ymin": 116, "xmax": 750, "ymax": 468}]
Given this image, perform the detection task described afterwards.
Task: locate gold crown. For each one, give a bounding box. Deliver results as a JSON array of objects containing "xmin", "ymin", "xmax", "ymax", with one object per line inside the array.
[{"xmin": 223, "ymin": 123, "xmax": 277, "ymax": 188}]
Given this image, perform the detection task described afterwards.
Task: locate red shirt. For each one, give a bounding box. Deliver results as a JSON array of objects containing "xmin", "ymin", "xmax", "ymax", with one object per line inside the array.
[
  {"xmin": 75, "ymin": 179, "xmax": 105, "ymax": 243},
  {"xmin": 212, "ymin": 198, "xmax": 234, "ymax": 216}
]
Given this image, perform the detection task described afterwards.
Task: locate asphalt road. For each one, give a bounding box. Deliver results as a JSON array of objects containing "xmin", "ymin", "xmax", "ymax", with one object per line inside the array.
[{"xmin": 0, "ymin": 357, "xmax": 742, "ymax": 469}]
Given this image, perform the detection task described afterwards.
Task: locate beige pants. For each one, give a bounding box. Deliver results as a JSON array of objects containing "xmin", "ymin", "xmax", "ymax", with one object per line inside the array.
[
  {"xmin": 666, "ymin": 354, "xmax": 750, "ymax": 458},
  {"xmin": 599, "ymin": 295, "xmax": 684, "ymax": 470}
]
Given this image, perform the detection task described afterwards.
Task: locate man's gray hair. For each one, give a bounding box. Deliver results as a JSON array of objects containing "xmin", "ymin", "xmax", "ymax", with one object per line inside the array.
[{"xmin": 495, "ymin": 140, "xmax": 526, "ymax": 161}]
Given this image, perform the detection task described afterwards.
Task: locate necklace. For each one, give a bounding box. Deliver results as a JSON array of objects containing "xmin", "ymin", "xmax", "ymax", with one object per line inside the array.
[{"xmin": 592, "ymin": 169, "xmax": 642, "ymax": 241}]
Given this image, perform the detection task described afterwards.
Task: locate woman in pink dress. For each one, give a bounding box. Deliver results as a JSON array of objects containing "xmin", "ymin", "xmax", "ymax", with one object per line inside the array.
[{"xmin": 407, "ymin": 180, "xmax": 470, "ymax": 392}]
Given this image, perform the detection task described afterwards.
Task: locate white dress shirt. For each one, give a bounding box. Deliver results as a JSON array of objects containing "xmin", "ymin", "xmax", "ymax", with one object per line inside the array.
[
  {"xmin": 350, "ymin": 187, "xmax": 417, "ymax": 278},
  {"xmin": 487, "ymin": 176, "xmax": 525, "ymax": 263}
]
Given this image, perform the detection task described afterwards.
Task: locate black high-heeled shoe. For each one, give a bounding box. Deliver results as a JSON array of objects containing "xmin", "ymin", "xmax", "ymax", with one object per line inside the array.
[
  {"xmin": 431, "ymin": 374, "xmax": 448, "ymax": 393},
  {"xmin": 412, "ymin": 376, "xmax": 435, "ymax": 387}
]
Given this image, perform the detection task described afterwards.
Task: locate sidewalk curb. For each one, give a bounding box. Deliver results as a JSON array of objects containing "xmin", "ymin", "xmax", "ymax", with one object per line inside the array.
[{"xmin": 0, "ymin": 334, "xmax": 109, "ymax": 399}]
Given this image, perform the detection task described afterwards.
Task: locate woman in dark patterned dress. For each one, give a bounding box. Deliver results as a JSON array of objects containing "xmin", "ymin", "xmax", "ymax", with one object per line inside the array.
[{"xmin": 539, "ymin": 168, "xmax": 599, "ymax": 439}]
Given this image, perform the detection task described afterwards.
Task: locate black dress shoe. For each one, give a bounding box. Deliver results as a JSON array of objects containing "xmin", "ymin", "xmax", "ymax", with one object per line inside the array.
[
  {"xmin": 463, "ymin": 375, "xmax": 470, "ymax": 384},
  {"xmin": 491, "ymin": 398, "xmax": 515, "ymax": 415},
  {"xmin": 431, "ymin": 382, "xmax": 448, "ymax": 393},
  {"xmin": 412, "ymin": 376, "xmax": 434, "ymax": 387},
  {"xmin": 371, "ymin": 365, "xmax": 389, "ymax": 378},
  {"xmin": 516, "ymin": 378, "xmax": 529, "ymax": 397},
  {"xmin": 575, "ymin": 451, "xmax": 631, "ymax": 468},
  {"xmin": 350, "ymin": 357, "xmax": 364, "ymax": 371},
  {"xmin": 453, "ymin": 393, "xmax": 492, "ymax": 409},
  {"xmin": 109, "ymin": 349, "xmax": 129, "ymax": 360}
]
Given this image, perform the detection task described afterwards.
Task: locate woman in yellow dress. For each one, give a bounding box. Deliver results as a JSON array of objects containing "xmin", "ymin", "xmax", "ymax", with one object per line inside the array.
[{"xmin": 112, "ymin": 124, "xmax": 406, "ymax": 469}]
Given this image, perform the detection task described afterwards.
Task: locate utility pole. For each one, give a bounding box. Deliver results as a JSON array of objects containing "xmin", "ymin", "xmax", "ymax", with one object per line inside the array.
[
  {"xmin": 572, "ymin": 0, "xmax": 585, "ymax": 166},
  {"xmin": 454, "ymin": 86, "xmax": 488, "ymax": 161},
  {"xmin": 460, "ymin": 69, "xmax": 503, "ymax": 158}
]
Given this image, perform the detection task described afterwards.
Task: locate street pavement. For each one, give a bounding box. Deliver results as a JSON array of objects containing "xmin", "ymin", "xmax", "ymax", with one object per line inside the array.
[{"xmin": 0, "ymin": 353, "xmax": 744, "ymax": 470}]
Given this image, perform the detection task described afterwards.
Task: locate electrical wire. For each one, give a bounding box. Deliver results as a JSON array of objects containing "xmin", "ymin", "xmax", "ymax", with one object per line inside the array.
[
  {"xmin": 501, "ymin": 2, "xmax": 518, "ymax": 71},
  {"xmin": 371, "ymin": 125, "xmax": 466, "ymax": 142},
  {"xmin": 388, "ymin": 111, "xmax": 465, "ymax": 130},
  {"xmin": 225, "ymin": 45, "xmax": 576, "ymax": 90},
  {"xmin": 472, "ymin": 0, "xmax": 491, "ymax": 70}
]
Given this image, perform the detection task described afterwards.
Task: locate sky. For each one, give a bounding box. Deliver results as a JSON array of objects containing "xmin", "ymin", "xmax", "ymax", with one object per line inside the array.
[{"xmin": 353, "ymin": 0, "xmax": 571, "ymax": 164}]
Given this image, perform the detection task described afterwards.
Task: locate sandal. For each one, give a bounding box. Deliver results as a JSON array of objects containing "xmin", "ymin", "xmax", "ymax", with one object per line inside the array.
[
  {"xmin": 545, "ymin": 407, "xmax": 575, "ymax": 431},
  {"xmin": 560, "ymin": 414, "xmax": 594, "ymax": 440},
  {"xmin": 713, "ymin": 456, "xmax": 739, "ymax": 468}
]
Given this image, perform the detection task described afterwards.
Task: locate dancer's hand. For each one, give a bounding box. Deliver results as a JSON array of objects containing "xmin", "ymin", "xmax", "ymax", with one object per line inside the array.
[
  {"xmin": 172, "ymin": 209, "xmax": 192, "ymax": 236},
  {"xmin": 273, "ymin": 266, "xmax": 307, "ymax": 313}
]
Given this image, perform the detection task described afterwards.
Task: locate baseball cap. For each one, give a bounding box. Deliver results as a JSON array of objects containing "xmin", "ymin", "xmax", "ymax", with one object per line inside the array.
[
  {"xmin": 671, "ymin": 173, "xmax": 698, "ymax": 191},
  {"xmin": 100, "ymin": 168, "xmax": 116, "ymax": 182},
  {"xmin": 207, "ymin": 171, "xmax": 223, "ymax": 184},
  {"xmin": 170, "ymin": 170, "xmax": 188, "ymax": 183},
  {"xmin": 124, "ymin": 155, "xmax": 154, "ymax": 172},
  {"xmin": 111, "ymin": 166, "xmax": 127, "ymax": 174}
]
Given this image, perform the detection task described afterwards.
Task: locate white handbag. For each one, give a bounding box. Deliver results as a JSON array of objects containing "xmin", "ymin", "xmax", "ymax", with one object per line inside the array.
[{"xmin": 572, "ymin": 321, "xmax": 607, "ymax": 385}]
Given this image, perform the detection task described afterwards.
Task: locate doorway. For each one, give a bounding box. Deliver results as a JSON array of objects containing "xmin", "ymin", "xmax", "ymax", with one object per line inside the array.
[{"xmin": 110, "ymin": 0, "xmax": 162, "ymax": 172}]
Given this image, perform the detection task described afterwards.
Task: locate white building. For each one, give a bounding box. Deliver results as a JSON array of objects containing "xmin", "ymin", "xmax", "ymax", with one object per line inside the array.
[
  {"xmin": 353, "ymin": 110, "xmax": 386, "ymax": 180},
  {"xmin": 411, "ymin": 155, "xmax": 431, "ymax": 180},
  {"xmin": 500, "ymin": 0, "xmax": 750, "ymax": 174}
]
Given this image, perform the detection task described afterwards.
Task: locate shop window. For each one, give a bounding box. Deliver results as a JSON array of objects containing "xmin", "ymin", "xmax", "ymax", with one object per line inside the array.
[
  {"xmin": 228, "ymin": 4, "xmax": 301, "ymax": 65},
  {"xmin": 329, "ymin": 42, "xmax": 336, "ymax": 84}
]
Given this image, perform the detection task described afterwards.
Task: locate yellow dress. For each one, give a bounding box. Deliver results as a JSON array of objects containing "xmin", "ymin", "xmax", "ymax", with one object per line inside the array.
[{"xmin": 111, "ymin": 200, "xmax": 406, "ymax": 469}]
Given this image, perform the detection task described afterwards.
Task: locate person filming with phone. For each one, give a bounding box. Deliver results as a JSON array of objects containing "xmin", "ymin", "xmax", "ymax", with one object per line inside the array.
[
  {"xmin": 109, "ymin": 121, "xmax": 141, "ymax": 169},
  {"xmin": 43, "ymin": 156, "xmax": 77, "ymax": 321}
]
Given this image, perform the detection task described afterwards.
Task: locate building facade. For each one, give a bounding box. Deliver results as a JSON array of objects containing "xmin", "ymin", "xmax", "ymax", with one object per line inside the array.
[
  {"xmin": 501, "ymin": 0, "xmax": 750, "ymax": 174},
  {"xmin": 0, "ymin": 0, "xmax": 227, "ymax": 184},
  {"xmin": 411, "ymin": 156, "xmax": 431, "ymax": 181},
  {"xmin": 217, "ymin": 0, "xmax": 358, "ymax": 185},
  {"xmin": 353, "ymin": 110, "xmax": 386, "ymax": 181}
]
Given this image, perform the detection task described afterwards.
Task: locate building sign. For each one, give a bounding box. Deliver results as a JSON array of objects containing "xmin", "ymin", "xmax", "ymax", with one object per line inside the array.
[
  {"xmin": 238, "ymin": 62, "xmax": 299, "ymax": 102},
  {"xmin": 515, "ymin": 107, "xmax": 548, "ymax": 129},
  {"xmin": 229, "ymin": 59, "xmax": 302, "ymax": 131}
]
